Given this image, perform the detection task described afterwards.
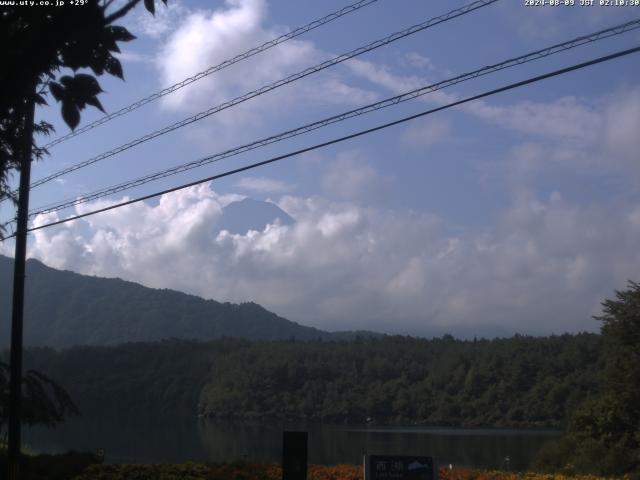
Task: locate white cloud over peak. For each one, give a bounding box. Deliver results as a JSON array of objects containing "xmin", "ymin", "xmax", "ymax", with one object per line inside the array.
[{"xmin": 24, "ymin": 178, "xmax": 640, "ymax": 337}]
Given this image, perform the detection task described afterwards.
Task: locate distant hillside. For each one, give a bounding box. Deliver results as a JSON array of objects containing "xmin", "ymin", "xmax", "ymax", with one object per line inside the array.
[{"xmin": 0, "ymin": 255, "xmax": 372, "ymax": 348}]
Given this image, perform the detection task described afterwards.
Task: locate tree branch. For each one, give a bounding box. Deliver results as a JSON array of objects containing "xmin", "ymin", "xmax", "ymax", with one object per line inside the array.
[{"xmin": 104, "ymin": 0, "xmax": 142, "ymax": 24}]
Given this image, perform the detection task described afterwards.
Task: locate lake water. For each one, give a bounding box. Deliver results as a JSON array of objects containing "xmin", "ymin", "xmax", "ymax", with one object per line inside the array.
[{"xmin": 25, "ymin": 417, "xmax": 558, "ymax": 470}]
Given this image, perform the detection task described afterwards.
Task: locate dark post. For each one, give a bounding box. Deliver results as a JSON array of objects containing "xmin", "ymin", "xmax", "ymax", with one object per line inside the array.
[
  {"xmin": 282, "ymin": 431, "xmax": 308, "ymax": 480},
  {"xmin": 7, "ymin": 89, "xmax": 36, "ymax": 480}
]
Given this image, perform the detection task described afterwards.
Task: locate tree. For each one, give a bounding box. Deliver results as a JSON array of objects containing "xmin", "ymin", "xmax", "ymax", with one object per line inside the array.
[
  {"xmin": 0, "ymin": 0, "xmax": 167, "ymax": 229},
  {"xmin": 533, "ymin": 281, "xmax": 640, "ymax": 477},
  {"xmin": 1, "ymin": 2, "xmax": 168, "ymax": 476},
  {"xmin": 0, "ymin": 362, "xmax": 79, "ymax": 443}
]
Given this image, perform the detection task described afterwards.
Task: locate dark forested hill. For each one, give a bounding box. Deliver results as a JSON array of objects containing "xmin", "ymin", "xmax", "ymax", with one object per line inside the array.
[
  {"xmin": 17, "ymin": 334, "xmax": 603, "ymax": 428},
  {"xmin": 0, "ymin": 255, "xmax": 341, "ymax": 347},
  {"xmin": 199, "ymin": 334, "xmax": 603, "ymax": 428}
]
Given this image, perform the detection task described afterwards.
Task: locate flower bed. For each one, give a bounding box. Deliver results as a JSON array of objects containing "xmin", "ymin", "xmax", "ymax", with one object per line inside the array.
[{"xmin": 70, "ymin": 463, "xmax": 629, "ymax": 480}]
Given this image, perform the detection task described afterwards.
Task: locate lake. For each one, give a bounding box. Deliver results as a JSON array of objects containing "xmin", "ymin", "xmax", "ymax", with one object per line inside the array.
[{"xmin": 25, "ymin": 417, "xmax": 558, "ymax": 470}]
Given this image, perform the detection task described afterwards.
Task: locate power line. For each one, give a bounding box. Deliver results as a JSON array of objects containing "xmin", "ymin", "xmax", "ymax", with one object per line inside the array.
[
  {"xmin": 29, "ymin": 18, "xmax": 640, "ymax": 218},
  {"xmin": 42, "ymin": 0, "xmax": 382, "ymax": 150},
  {"xmin": 13, "ymin": 45, "xmax": 638, "ymax": 238},
  {"xmin": 26, "ymin": 0, "xmax": 498, "ymax": 192}
]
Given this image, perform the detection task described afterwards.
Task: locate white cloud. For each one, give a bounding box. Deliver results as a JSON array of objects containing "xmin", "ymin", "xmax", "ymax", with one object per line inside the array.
[
  {"xmin": 356, "ymin": 56, "xmax": 639, "ymax": 181},
  {"xmin": 321, "ymin": 150, "xmax": 391, "ymax": 203},
  {"xmin": 236, "ymin": 176, "xmax": 293, "ymax": 193},
  {"xmin": 114, "ymin": 50, "xmax": 154, "ymax": 64},
  {"xmin": 154, "ymin": 0, "xmax": 377, "ymax": 137},
  {"xmin": 25, "ymin": 180, "xmax": 640, "ymax": 337},
  {"xmin": 467, "ymin": 97, "xmax": 602, "ymax": 144},
  {"xmin": 132, "ymin": 0, "xmax": 188, "ymax": 38},
  {"xmin": 602, "ymin": 87, "xmax": 640, "ymax": 174},
  {"xmin": 401, "ymin": 117, "xmax": 451, "ymax": 148},
  {"xmin": 346, "ymin": 57, "xmax": 458, "ymax": 106},
  {"xmin": 345, "ymin": 55, "xmax": 638, "ymax": 180},
  {"xmin": 401, "ymin": 52, "xmax": 435, "ymax": 70}
]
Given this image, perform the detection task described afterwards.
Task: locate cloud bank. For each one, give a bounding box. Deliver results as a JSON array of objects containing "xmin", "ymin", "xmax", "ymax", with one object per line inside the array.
[{"xmin": 24, "ymin": 178, "xmax": 640, "ymax": 337}]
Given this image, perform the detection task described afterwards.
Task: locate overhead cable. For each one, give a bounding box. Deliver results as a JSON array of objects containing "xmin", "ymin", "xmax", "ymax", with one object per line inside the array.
[
  {"xmin": 29, "ymin": 18, "xmax": 640, "ymax": 217},
  {"xmin": 42, "ymin": 0, "xmax": 382, "ymax": 149},
  {"xmin": 27, "ymin": 0, "xmax": 499, "ymax": 191},
  {"xmin": 13, "ymin": 45, "xmax": 637, "ymax": 237}
]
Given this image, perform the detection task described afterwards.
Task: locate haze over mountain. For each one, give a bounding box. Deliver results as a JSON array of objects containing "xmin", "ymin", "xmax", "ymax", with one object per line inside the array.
[{"xmin": 0, "ymin": 255, "xmax": 374, "ymax": 349}]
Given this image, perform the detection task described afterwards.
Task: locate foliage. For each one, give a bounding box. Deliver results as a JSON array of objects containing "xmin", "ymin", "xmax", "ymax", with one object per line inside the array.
[
  {"xmin": 532, "ymin": 282, "xmax": 640, "ymax": 477},
  {"xmin": 0, "ymin": 361, "xmax": 79, "ymax": 439},
  {"xmin": 197, "ymin": 334, "xmax": 602, "ymax": 428},
  {"xmin": 16, "ymin": 333, "xmax": 602, "ymax": 428},
  {"xmin": 0, "ymin": 0, "xmax": 166, "ymax": 234},
  {"xmin": 0, "ymin": 450, "xmax": 99, "ymax": 480},
  {"xmin": 19, "ymin": 339, "xmax": 245, "ymax": 419}
]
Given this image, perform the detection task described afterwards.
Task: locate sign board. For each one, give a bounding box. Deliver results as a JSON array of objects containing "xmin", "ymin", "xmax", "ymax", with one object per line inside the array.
[
  {"xmin": 282, "ymin": 431, "xmax": 307, "ymax": 480},
  {"xmin": 364, "ymin": 455, "xmax": 437, "ymax": 480}
]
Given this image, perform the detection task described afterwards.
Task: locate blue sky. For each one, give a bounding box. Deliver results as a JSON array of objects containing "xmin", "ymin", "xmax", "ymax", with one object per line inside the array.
[{"xmin": 2, "ymin": 0, "xmax": 640, "ymax": 337}]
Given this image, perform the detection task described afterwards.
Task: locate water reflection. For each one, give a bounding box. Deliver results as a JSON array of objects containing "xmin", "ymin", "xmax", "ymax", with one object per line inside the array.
[{"xmin": 26, "ymin": 417, "xmax": 558, "ymax": 470}]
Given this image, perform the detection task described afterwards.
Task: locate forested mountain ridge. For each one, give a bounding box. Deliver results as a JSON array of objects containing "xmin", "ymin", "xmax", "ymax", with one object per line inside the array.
[
  {"xmin": 198, "ymin": 334, "xmax": 602, "ymax": 427},
  {"xmin": 0, "ymin": 255, "xmax": 370, "ymax": 347},
  {"xmin": 17, "ymin": 333, "xmax": 603, "ymax": 428}
]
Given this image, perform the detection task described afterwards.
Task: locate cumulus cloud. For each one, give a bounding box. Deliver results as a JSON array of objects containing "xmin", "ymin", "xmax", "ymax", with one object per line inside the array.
[
  {"xmin": 154, "ymin": 0, "xmax": 377, "ymax": 135},
  {"xmin": 321, "ymin": 150, "xmax": 391, "ymax": 204},
  {"xmin": 25, "ymin": 179, "xmax": 640, "ymax": 337},
  {"xmin": 132, "ymin": 0, "xmax": 188, "ymax": 38}
]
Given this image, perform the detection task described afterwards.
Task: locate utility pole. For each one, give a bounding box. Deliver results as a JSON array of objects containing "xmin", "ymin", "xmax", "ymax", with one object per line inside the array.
[{"xmin": 7, "ymin": 88, "xmax": 36, "ymax": 480}]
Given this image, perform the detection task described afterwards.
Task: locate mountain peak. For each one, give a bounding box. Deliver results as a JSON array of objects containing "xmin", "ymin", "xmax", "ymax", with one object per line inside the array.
[{"xmin": 216, "ymin": 198, "xmax": 294, "ymax": 235}]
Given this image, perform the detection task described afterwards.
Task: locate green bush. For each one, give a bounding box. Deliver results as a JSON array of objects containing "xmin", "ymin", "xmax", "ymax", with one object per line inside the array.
[{"xmin": 0, "ymin": 450, "xmax": 99, "ymax": 480}]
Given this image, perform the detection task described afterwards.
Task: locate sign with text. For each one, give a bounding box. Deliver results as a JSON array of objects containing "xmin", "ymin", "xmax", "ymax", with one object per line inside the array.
[{"xmin": 364, "ymin": 455, "xmax": 436, "ymax": 480}]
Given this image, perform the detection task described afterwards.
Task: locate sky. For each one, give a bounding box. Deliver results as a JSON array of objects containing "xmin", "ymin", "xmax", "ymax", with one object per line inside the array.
[{"xmin": 2, "ymin": 0, "xmax": 640, "ymax": 337}]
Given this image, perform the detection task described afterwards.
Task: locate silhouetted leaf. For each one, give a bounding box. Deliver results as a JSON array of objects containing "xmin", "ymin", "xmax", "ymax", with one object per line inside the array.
[
  {"xmin": 34, "ymin": 93, "xmax": 48, "ymax": 106},
  {"xmin": 85, "ymin": 96, "xmax": 105, "ymax": 113},
  {"xmin": 105, "ymin": 56, "xmax": 124, "ymax": 80},
  {"xmin": 70, "ymin": 73, "xmax": 103, "ymax": 97},
  {"xmin": 144, "ymin": 0, "xmax": 155, "ymax": 15},
  {"xmin": 49, "ymin": 82, "xmax": 64, "ymax": 101},
  {"xmin": 59, "ymin": 75, "xmax": 75, "ymax": 89},
  {"xmin": 61, "ymin": 101, "xmax": 80, "ymax": 130},
  {"xmin": 108, "ymin": 25, "xmax": 136, "ymax": 42},
  {"xmin": 34, "ymin": 121, "xmax": 54, "ymax": 136}
]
